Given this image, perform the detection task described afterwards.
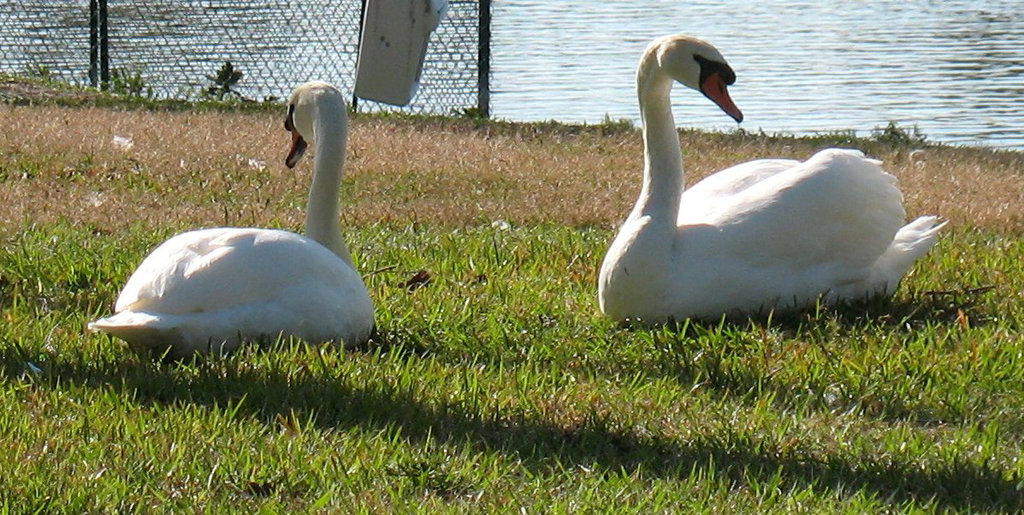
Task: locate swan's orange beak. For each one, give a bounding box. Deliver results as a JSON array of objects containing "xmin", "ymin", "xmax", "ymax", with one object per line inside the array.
[
  {"xmin": 285, "ymin": 130, "xmax": 307, "ymax": 169},
  {"xmin": 284, "ymin": 104, "xmax": 307, "ymax": 168},
  {"xmin": 700, "ymin": 73, "xmax": 743, "ymax": 123}
]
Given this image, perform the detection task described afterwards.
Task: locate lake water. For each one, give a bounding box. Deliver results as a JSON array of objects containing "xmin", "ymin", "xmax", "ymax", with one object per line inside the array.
[
  {"xmin": 2, "ymin": 1, "xmax": 1021, "ymax": 149},
  {"xmin": 490, "ymin": 0, "xmax": 1024, "ymax": 149}
]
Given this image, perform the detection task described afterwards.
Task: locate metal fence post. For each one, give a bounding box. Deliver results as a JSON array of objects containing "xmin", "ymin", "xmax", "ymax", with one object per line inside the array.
[
  {"xmin": 477, "ymin": 0, "xmax": 491, "ymax": 118},
  {"xmin": 89, "ymin": 0, "xmax": 98, "ymax": 87},
  {"xmin": 99, "ymin": 0, "xmax": 109, "ymax": 90},
  {"xmin": 352, "ymin": 0, "xmax": 367, "ymax": 111},
  {"xmin": 90, "ymin": 0, "xmax": 110, "ymax": 89}
]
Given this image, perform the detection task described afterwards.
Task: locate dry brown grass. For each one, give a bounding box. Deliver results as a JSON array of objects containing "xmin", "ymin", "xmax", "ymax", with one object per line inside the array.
[{"xmin": 1, "ymin": 104, "xmax": 1022, "ymax": 235}]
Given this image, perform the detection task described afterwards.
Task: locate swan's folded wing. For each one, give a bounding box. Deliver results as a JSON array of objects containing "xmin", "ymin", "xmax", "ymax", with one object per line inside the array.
[
  {"xmin": 690, "ymin": 149, "xmax": 906, "ymax": 270},
  {"xmin": 114, "ymin": 228, "xmax": 355, "ymax": 315},
  {"xmin": 678, "ymin": 158, "xmax": 799, "ymax": 225}
]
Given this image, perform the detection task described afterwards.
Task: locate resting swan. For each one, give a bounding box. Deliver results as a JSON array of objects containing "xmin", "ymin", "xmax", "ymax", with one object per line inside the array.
[
  {"xmin": 598, "ymin": 35, "xmax": 944, "ymax": 322},
  {"xmin": 90, "ymin": 81, "xmax": 373, "ymax": 357}
]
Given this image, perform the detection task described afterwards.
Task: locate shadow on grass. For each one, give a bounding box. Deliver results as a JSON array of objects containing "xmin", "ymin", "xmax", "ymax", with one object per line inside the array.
[
  {"xmin": 614, "ymin": 292, "xmax": 999, "ymax": 421},
  {"xmin": 1, "ymin": 335, "xmax": 1020, "ymax": 512},
  {"xmin": 633, "ymin": 288, "xmax": 994, "ymax": 335}
]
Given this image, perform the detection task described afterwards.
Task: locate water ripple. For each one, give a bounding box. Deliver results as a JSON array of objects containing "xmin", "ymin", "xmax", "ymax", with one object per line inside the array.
[{"xmin": 492, "ymin": 0, "xmax": 1024, "ymax": 148}]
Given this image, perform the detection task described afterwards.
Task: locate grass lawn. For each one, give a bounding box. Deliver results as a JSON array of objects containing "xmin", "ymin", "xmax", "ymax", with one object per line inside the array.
[{"xmin": 1, "ymin": 95, "xmax": 1023, "ymax": 511}]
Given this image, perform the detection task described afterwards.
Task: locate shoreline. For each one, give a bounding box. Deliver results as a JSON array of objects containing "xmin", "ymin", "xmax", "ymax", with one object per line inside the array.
[
  {"xmin": 2, "ymin": 75, "xmax": 1022, "ymax": 236},
  {"xmin": 4, "ymin": 74, "xmax": 1022, "ymax": 156}
]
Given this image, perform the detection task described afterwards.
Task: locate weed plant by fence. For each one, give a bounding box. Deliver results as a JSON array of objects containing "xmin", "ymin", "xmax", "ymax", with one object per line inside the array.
[{"xmin": 0, "ymin": 0, "xmax": 490, "ymax": 116}]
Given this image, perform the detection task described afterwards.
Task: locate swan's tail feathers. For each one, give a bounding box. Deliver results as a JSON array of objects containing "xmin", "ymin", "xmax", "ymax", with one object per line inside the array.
[
  {"xmin": 90, "ymin": 311, "xmax": 160, "ymax": 335},
  {"xmin": 871, "ymin": 215, "xmax": 947, "ymax": 294},
  {"xmin": 89, "ymin": 311, "xmax": 194, "ymax": 358},
  {"xmin": 892, "ymin": 215, "xmax": 946, "ymax": 256}
]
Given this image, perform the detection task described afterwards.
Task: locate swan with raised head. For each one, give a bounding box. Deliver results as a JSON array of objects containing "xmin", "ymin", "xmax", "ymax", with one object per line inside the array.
[
  {"xmin": 598, "ymin": 35, "xmax": 944, "ymax": 322},
  {"xmin": 90, "ymin": 81, "xmax": 373, "ymax": 357}
]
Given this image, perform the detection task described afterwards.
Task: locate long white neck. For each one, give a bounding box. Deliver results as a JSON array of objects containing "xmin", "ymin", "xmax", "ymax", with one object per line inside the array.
[
  {"xmin": 305, "ymin": 99, "xmax": 354, "ymax": 267},
  {"xmin": 628, "ymin": 53, "xmax": 684, "ymax": 223}
]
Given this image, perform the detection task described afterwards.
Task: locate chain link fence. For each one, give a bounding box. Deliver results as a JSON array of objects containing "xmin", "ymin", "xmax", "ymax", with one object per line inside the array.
[{"xmin": 0, "ymin": 0, "xmax": 487, "ymax": 115}]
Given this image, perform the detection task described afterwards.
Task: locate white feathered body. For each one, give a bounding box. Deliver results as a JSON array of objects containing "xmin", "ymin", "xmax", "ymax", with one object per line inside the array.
[
  {"xmin": 599, "ymin": 148, "xmax": 943, "ymax": 322},
  {"xmin": 90, "ymin": 227, "xmax": 373, "ymax": 357}
]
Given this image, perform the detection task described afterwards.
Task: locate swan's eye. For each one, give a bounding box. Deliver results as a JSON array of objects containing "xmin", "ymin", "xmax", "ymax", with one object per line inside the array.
[
  {"xmin": 694, "ymin": 55, "xmax": 736, "ymax": 86},
  {"xmin": 284, "ymin": 104, "xmax": 296, "ymax": 131}
]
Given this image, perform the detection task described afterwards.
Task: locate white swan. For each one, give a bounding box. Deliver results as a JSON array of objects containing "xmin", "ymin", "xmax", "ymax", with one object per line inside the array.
[
  {"xmin": 90, "ymin": 81, "xmax": 373, "ymax": 357},
  {"xmin": 598, "ymin": 35, "xmax": 944, "ymax": 322}
]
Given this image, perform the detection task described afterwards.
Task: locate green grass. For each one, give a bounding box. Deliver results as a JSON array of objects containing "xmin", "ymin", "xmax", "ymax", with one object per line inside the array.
[{"xmin": 2, "ymin": 219, "xmax": 1023, "ymax": 512}]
